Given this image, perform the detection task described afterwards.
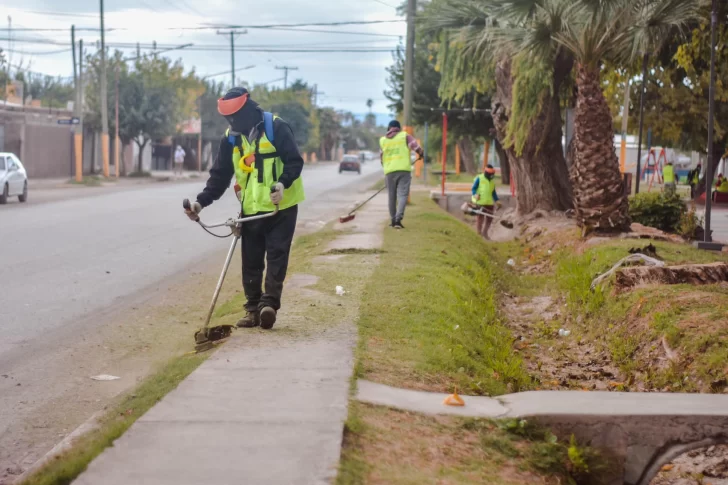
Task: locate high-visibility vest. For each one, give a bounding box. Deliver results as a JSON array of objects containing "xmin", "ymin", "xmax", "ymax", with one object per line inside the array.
[
  {"xmin": 692, "ymin": 170, "xmax": 700, "ymax": 184},
  {"xmin": 472, "ymin": 174, "xmax": 496, "ymax": 206},
  {"xmin": 379, "ymin": 131, "xmax": 412, "ymax": 174},
  {"xmin": 663, "ymin": 164, "xmax": 675, "ymax": 184},
  {"xmin": 717, "ymin": 179, "xmax": 728, "ymax": 193},
  {"xmin": 227, "ymin": 122, "xmax": 305, "ymax": 215}
]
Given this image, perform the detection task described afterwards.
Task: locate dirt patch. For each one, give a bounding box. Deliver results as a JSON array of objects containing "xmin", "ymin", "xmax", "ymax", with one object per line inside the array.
[
  {"xmin": 325, "ymin": 248, "xmax": 386, "ymax": 256},
  {"xmin": 502, "ymin": 296, "xmax": 624, "ymax": 391},
  {"xmin": 341, "ymin": 403, "xmax": 568, "ymax": 485},
  {"xmin": 651, "ymin": 445, "xmax": 728, "ymax": 484}
]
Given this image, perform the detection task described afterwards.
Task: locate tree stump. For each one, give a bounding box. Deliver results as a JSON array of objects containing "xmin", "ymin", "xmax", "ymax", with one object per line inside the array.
[{"xmin": 615, "ymin": 263, "xmax": 728, "ymax": 291}]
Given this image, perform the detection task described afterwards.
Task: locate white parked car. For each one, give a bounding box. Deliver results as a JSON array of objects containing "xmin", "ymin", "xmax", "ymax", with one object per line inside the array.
[{"xmin": 0, "ymin": 152, "xmax": 28, "ymax": 204}]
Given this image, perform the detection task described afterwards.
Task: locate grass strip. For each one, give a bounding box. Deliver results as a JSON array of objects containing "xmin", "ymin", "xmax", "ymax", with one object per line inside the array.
[{"xmin": 355, "ymin": 192, "xmax": 529, "ymax": 396}]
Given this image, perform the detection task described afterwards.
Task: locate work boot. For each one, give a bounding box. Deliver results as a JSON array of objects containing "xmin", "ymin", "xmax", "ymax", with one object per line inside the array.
[
  {"xmin": 259, "ymin": 306, "xmax": 277, "ymax": 330},
  {"xmin": 393, "ymin": 219, "xmax": 404, "ymax": 229},
  {"xmin": 236, "ymin": 310, "xmax": 260, "ymax": 328}
]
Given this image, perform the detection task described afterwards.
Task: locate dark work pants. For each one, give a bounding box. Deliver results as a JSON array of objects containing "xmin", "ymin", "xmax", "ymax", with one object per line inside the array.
[{"xmin": 241, "ymin": 205, "xmax": 298, "ymax": 312}]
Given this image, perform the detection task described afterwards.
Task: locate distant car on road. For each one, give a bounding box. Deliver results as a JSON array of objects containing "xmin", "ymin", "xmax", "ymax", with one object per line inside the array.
[
  {"xmin": 0, "ymin": 152, "xmax": 28, "ymax": 204},
  {"xmin": 339, "ymin": 154, "xmax": 361, "ymax": 175}
]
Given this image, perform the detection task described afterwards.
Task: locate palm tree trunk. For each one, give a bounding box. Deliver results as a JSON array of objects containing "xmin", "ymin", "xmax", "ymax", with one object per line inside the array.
[
  {"xmin": 492, "ymin": 57, "xmax": 573, "ymax": 215},
  {"xmin": 572, "ymin": 64, "xmax": 630, "ymax": 232}
]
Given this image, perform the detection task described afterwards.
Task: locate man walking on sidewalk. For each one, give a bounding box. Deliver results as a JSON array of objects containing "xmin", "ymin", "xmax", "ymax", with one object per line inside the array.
[
  {"xmin": 379, "ymin": 120, "xmax": 423, "ymax": 229},
  {"xmin": 174, "ymin": 145, "xmax": 186, "ymax": 176},
  {"xmin": 184, "ymin": 87, "xmax": 305, "ymax": 330},
  {"xmin": 472, "ymin": 165, "xmax": 501, "ymax": 240}
]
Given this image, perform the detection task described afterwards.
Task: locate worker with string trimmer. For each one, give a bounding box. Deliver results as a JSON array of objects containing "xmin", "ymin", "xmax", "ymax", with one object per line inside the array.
[
  {"xmin": 184, "ymin": 87, "xmax": 305, "ymax": 331},
  {"xmin": 471, "ymin": 164, "xmax": 502, "ymax": 240},
  {"xmin": 379, "ymin": 120, "xmax": 424, "ymax": 229}
]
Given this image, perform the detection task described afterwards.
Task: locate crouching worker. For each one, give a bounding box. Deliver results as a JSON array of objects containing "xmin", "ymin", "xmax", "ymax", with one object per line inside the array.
[
  {"xmin": 184, "ymin": 87, "xmax": 305, "ymax": 330},
  {"xmin": 472, "ymin": 165, "xmax": 501, "ymax": 240}
]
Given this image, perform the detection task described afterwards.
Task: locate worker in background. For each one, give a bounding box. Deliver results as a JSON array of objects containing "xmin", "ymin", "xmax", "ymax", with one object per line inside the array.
[
  {"xmin": 174, "ymin": 145, "xmax": 186, "ymax": 177},
  {"xmin": 379, "ymin": 120, "xmax": 423, "ymax": 229},
  {"xmin": 689, "ymin": 163, "xmax": 702, "ymax": 199},
  {"xmin": 472, "ymin": 165, "xmax": 501, "ymax": 240},
  {"xmin": 662, "ymin": 161, "xmax": 676, "ymax": 195},
  {"xmin": 184, "ymin": 87, "xmax": 305, "ymax": 330},
  {"xmin": 715, "ymin": 174, "xmax": 728, "ymax": 200}
]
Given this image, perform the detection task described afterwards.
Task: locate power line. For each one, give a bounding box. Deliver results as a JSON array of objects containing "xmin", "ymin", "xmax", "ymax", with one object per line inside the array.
[
  {"xmin": 189, "ymin": 19, "xmax": 404, "ymax": 29},
  {"xmin": 202, "ymin": 64, "xmax": 255, "ymax": 80},
  {"xmin": 10, "ymin": 9, "xmax": 98, "ymax": 18},
  {"xmin": 3, "ymin": 47, "xmax": 71, "ymax": 55},
  {"xmin": 369, "ymin": 0, "xmax": 399, "ymax": 8}
]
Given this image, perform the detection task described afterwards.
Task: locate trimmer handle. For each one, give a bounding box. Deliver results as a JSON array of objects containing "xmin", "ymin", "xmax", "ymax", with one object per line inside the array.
[{"xmin": 183, "ymin": 198, "xmax": 200, "ymax": 222}]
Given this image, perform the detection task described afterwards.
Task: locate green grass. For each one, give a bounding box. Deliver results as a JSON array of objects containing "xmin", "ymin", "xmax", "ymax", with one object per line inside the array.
[
  {"xmin": 68, "ymin": 176, "xmax": 104, "ymax": 186},
  {"xmin": 355, "ymin": 193, "xmax": 529, "ymax": 396},
  {"xmin": 20, "ymin": 353, "xmax": 206, "ymax": 485}
]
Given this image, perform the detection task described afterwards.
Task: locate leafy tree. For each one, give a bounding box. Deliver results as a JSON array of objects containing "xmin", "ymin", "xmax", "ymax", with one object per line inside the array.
[
  {"xmin": 197, "ymin": 79, "xmax": 228, "ymax": 140},
  {"xmin": 318, "ymin": 107, "xmax": 340, "ymax": 160},
  {"xmin": 426, "ymin": 0, "xmax": 572, "ymax": 213},
  {"xmin": 85, "ymin": 51, "xmax": 202, "ymax": 172},
  {"xmin": 13, "ymin": 71, "xmax": 73, "ymax": 108},
  {"xmin": 604, "ymin": 3, "xmax": 728, "ymax": 196},
  {"xmin": 434, "ymin": 0, "xmax": 699, "ymax": 231}
]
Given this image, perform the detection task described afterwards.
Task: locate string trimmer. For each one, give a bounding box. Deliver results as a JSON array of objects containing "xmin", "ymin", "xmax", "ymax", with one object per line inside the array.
[
  {"xmin": 339, "ymin": 156, "xmax": 423, "ymax": 224},
  {"xmin": 461, "ymin": 202, "xmax": 514, "ymax": 229},
  {"xmin": 183, "ymin": 197, "xmax": 278, "ymax": 352},
  {"xmin": 339, "ymin": 185, "xmax": 387, "ymax": 223}
]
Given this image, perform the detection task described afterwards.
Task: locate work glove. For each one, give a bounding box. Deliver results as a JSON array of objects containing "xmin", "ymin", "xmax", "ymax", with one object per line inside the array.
[
  {"xmin": 475, "ymin": 194, "xmax": 481, "ymax": 201},
  {"xmin": 495, "ymin": 201, "xmax": 503, "ymax": 210},
  {"xmin": 185, "ymin": 200, "xmax": 202, "ymax": 221},
  {"xmin": 270, "ymin": 182, "xmax": 284, "ymax": 205}
]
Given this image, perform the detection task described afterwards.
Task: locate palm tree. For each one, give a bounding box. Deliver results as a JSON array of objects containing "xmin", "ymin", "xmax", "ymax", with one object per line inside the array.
[
  {"xmin": 366, "ymin": 98, "xmax": 374, "ymax": 113},
  {"xmin": 429, "ymin": 0, "xmax": 700, "ymax": 232}
]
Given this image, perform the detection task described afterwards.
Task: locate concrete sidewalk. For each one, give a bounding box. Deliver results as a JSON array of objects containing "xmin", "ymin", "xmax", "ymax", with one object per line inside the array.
[{"xmin": 73, "ymin": 194, "xmax": 389, "ymax": 485}]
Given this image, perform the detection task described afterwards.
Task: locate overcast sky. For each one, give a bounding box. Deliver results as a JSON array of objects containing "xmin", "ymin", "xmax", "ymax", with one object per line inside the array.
[{"xmin": 2, "ymin": 0, "xmax": 405, "ymax": 115}]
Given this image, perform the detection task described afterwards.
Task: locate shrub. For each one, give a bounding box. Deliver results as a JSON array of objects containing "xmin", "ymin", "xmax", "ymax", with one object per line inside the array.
[
  {"xmin": 628, "ymin": 192, "xmax": 686, "ymax": 232},
  {"xmin": 676, "ymin": 206, "xmax": 704, "ymax": 240}
]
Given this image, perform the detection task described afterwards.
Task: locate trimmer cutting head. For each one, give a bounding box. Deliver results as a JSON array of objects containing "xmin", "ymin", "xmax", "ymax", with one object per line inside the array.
[
  {"xmin": 194, "ymin": 325, "xmax": 235, "ymax": 353},
  {"xmin": 339, "ymin": 214, "xmax": 356, "ymax": 224}
]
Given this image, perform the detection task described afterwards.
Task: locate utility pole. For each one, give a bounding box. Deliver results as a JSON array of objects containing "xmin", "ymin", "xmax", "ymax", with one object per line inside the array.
[
  {"xmin": 403, "ymin": 0, "xmax": 416, "ymax": 133},
  {"xmin": 5, "ymin": 16, "xmax": 10, "ymax": 101},
  {"xmin": 74, "ymin": 39, "xmax": 84, "ymax": 183},
  {"xmin": 115, "ymin": 66, "xmax": 120, "ymax": 177},
  {"xmin": 99, "ymin": 0, "xmax": 110, "ymax": 178},
  {"xmin": 704, "ymin": 0, "xmax": 718, "ymax": 244},
  {"xmin": 635, "ymin": 53, "xmax": 649, "ymax": 193},
  {"xmin": 217, "ymin": 30, "xmax": 246, "ymax": 87},
  {"xmin": 71, "ymin": 25, "xmax": 77, "ymax": 90},
  {"xmin": 619, "ymin": 78, "xmax": 630, "ymax": 174},
  {"xmin": 275, "ymin": 66, "xmax": 298, "ymax": 89},
  {"xmin": 136, "ymin": 42, "xmax": 140, "ymax": 59}
]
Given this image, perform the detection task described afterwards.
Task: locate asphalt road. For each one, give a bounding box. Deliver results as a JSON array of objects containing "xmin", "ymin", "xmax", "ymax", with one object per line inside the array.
[{"xmin": 0, "ymin": 162, "xmax": 380, "ymax": 359}]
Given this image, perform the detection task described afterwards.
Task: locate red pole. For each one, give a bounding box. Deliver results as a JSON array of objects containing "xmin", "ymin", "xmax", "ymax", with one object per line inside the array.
[{"xmin": 441, "ymin": 112, "xmax": 448, "ymax": 197}]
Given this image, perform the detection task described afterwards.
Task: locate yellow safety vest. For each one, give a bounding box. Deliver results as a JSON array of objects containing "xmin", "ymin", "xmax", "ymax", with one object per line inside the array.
[
  {"xmin": 227, "ymin": 123, "xmax": 305, "ymax": 215},
  {"xmin": 379, "ymin": 131, "xmax": 412, "ymax": 175},
  {"xmin": 472, "ymin": 174, "xmax": 495, "ymax": 206},
  {"xmin": 717, "ymin": 179, "xmax": 728, "ymax": 193},
  {"xmin": 663, "ymin": 164, "xmax": 675, "ymax": 184}
]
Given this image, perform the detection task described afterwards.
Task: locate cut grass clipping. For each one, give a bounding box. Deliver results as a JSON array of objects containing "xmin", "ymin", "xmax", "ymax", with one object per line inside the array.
[
  {"xmin": 337, "ymin": 403, "xmax": 607, "ymax": 485},
  {"xmin": 356, "ymin": 193, "xmax": 529, "ymax": 396},
  {"xmin": 19, "ymin": 353, "xmax": 206, "ymax": 485}
]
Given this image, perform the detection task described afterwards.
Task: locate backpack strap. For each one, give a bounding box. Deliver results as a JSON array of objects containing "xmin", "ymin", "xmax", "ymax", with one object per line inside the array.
[{"xmin": 264, "ymin": 112, "xmax": 275, "ymax": 143}]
